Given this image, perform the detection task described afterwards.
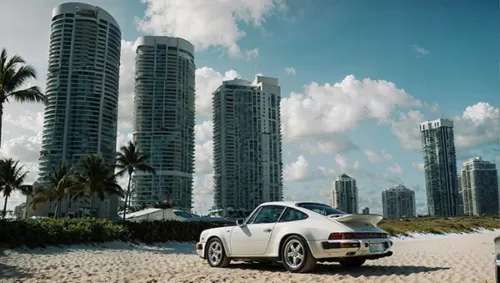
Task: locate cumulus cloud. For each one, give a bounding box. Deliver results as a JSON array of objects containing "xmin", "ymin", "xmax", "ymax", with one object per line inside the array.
[
  {"xmin": 363, "ymin": 150, "xmax": 382, "ymax": 163},
  {"xmin": 195, "ymin": 120, "xmax": 213, "ymax": 142},
  {"xmin": 387, "ymin": 163, "xmax": 403, "ymax": 175},
  {"xmin": 117, "ymin": 40, "xmax": 138, "ymax": 132},
  {"xmin": 284, "ymin": 67, "xmax": 296, "ymax": 75},
  {"xmin": 300, "ymin": 135, "xmax": 358, "ymax": 155},
  {"xmin": 136, "ymin": 0, "xmax": 286, "ymax": 59},
  {"xmin": 412, "ymin": 162, "xmax": 425, "ymax": 173},
  {"xmin": 283, "ymin": 155, "xmax": 336, "ymax": 182},
  {"xmin": 195, "ymin": 67, "xmax": 240, "ymax": 116},
  {"xmin": 195, "ymin": 140, "xmax": 213, "ymax": 174},
  {"xmin": 281, "ymin": 75, "xmax": 421, "ymax": 142},
  {"xmin": 391, "ymin": 102, "xmax": 500, "ymax": 152}
]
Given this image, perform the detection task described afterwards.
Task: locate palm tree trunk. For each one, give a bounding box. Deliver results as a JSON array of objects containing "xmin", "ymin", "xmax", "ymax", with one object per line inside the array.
[
  {"xmin": 54, "ymin": 200, "xmax": 61, "ymax": 219},
  {"xmin": 89, "ymin": 193, "xmax": 95, "ymax": 217},
  {"xmin": 122, "ymin": 173, "xmax": 132, "ymax": 221},
  {"xmin": 2, "ymin": 195, "xmax": 8, "ymax": 219}
]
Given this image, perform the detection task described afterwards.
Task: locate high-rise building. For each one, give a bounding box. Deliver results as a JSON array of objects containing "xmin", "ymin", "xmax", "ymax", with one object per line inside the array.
[
  {"xmin": 211, "ymin": 76, "xmax": 283, "ymax": 217},
  {"xmin": 131, "ymin": 36, "xmax": 196, "ymax": 211},
  {"xmin": 30, "ymin": 3, "xmax": 121, "ymax": 219},
  {"xmin": 331, "ymin": 174, "xmax": 358, "ymax": 214},
  {"xmin": 460, "ymin": 157, "xmax": 499, "ymax": 216},
  {"xmin": 382, "ymin": 185, "xmax": 416, "ymax": 219},
  {"xmin": 419, "ymin": 118, "xmax": 459, "ymax": 217},
  {"xmin": 362, "ymin": 207, "xmax": 370, "ymax": 215}
]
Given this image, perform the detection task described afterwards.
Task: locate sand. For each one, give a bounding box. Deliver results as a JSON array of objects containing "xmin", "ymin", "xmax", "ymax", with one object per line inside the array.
[{"xmin": 0, "ymin": 231, "xmax": 498, "ymax": 283}]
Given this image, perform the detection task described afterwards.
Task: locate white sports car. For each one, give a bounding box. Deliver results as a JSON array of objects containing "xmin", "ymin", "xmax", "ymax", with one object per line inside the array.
[{"xmin": 195, "ymin": 201, "xmax": 393, "ymax": 273}]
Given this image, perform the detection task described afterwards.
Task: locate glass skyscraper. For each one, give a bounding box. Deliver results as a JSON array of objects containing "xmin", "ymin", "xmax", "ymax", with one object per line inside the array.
[
  {"xmin": 131, "ymin": 36, "xmax": 196, "ymax": 211},
  {"xmin": 32, "ymin": 2, "xmax": 121, "ymax": 219}
]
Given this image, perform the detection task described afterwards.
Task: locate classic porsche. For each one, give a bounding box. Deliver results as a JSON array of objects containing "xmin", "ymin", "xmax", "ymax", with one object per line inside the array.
[{"xmin": 195, "ymin": 201, "xmax": 393, "ymax": 273}]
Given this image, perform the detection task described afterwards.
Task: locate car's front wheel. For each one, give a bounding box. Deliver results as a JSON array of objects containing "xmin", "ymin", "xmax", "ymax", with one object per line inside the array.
[
  {"xmin": 206, "ymin": 238, "xmax": 231, "ymax": 268},
  {"xmin": 338, "ymin": 258, "xmax": 366, "ymax": 268},
  {"xmin": 281, "ymin": 235, "xmax": 317, "ymax": 273}
]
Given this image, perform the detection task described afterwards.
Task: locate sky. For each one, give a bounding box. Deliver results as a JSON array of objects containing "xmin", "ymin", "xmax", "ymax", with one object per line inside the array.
[{"xmin": 0, "ymin": 0, "xmax": 498, "ymax": 215}]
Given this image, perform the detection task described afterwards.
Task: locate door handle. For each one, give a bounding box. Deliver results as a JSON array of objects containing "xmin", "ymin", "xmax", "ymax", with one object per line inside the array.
[{"xmin": 263, "ymin": 228, "xmax": 272, "ymax": 233}]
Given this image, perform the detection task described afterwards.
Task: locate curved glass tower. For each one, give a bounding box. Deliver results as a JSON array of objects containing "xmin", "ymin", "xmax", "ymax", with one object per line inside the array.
[
  {"xmin": 131, "ymin": 36, "xmax": 196, "ymax": 211},
  {"xmin": 35, "ymin": 2, "xmax": 121, "ymax": 218}
]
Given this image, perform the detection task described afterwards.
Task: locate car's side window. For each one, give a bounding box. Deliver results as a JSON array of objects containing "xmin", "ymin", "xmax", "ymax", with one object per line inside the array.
[
  {"xmin": 250, "ymin": 206, "xmax": 285, "ymax": 224},
  {"xmin": 245, "ymin": 207, "xmax": 261, "ymax": 224},
  {"xmin": 278, "ymin": 208, "xmax": 309, "ymax": 222}
]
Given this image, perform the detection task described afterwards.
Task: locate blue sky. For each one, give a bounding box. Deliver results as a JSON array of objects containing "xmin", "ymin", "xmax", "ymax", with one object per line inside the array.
[{"xmin": 0, "ymin": 0, "xmax": 499, "ymax": 214}]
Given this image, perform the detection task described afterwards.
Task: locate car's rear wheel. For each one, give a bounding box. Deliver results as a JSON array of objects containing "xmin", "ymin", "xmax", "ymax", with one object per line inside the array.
[
  {"xmin": 339, "ymin": 258, "xmax": 366, "ymax": 268},
  {"xmin": 281, "ymin": 235, "xmax": 317, "ymax": 273},
  {"xmin": 206, "ymin": 238, "xmax": 231, "ymax": 268}
]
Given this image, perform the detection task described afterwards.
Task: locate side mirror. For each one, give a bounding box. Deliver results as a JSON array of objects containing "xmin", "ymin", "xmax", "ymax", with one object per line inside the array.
[{"xmin": 236, "ymin": 218, "xmax": 245, "ymax": 226}]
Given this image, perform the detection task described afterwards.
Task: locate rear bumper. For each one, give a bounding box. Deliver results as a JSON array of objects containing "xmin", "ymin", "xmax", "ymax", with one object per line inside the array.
[
  {"xmin": 308, "ymin": 239, "xmax": 393, "ymax": 260},
  {"xmin": 196, "ymin": 242, "xmax": 205, "ymax": 259}
]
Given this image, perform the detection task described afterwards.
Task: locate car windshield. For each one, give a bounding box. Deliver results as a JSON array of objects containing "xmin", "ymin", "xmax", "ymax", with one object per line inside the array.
[
  {"xmin": 174, "ymin": 211, "xmax": 194, "ymax": 218},
  {"xmin": 296, "ymin": 203, "xmax": 347, "ymax": 216}
]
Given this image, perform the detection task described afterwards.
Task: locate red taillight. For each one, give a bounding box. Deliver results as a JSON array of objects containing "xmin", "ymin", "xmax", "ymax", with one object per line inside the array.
[{"xmin": 328, "ymin": 232, "xmax": 388, "ymax": 240}]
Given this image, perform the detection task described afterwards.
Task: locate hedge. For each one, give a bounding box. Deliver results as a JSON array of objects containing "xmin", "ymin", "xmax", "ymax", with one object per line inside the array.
[{"xmin": 0, "ymin": 218, "xmax": 223, "ymax": 248}]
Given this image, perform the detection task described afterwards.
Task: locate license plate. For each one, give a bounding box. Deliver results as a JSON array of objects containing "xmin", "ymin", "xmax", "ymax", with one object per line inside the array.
[{"xmin": 369, "ymin": 243, "xmax": 384, "ymax": 253}]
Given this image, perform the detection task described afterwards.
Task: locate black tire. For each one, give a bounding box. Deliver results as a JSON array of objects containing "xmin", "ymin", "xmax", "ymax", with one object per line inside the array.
[
  {"xmin": 339, "ymin": 258, "xmax": 366, "ymax": 268},
  {"xmin": 281, "ymin": 235, "xmax": 317, "ymax": 273},
  {"xmin": 205, "ymin": 238, "xmax": 231, "ymax": 268}
]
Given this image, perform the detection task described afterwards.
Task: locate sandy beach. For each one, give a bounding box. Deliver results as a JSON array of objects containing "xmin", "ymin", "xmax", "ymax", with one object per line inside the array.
[{"xmin": 0, "ymin": 231, "xmax": 498, "ymax": 283}]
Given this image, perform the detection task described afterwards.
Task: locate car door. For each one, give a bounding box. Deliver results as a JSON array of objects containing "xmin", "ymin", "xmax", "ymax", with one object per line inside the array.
[{"xmin": 230, "ymin": 205, "xmax": 285, "ymax": 256}]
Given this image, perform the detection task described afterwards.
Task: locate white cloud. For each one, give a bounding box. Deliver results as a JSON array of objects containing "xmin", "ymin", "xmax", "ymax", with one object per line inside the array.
[
  {"xmin": 381, "ymin": 150, "xmax": 393, "ymax": 161},
  {"xmin": 300, "ymin": 135, "xmax": 358, "ymax": 155},
  {"xmin": 412, "ymin": 162, "xmax": 425, "ymax": 173},
  {"xmin": 413, "ymin": 45, "xmax": 429, "ymax": 57},
  {"xmin": 117, "ymin": 40, "xmax": 138, "ymax": 132},
  {"xmin": 391, "ymin": 110, "xmax": 424, "ymax": 150},
  {"xmin": 195, "ymin": 120, "xmax": 213, "ymax": 142},
  {"xmin": 281, "ymin": 75, "xmax": 421, "ymax": 142},
  {"xmin": 195, "ymin": 67, "xmax": 240, "ymax": 116},
  {"xmin": 284, "ymin": 67, "xmax": 296, "ymax": 75},
  {"xmin": 335, "ymin": 155, "xmax": 349, "ymax": 169},
  {"xmin": 136, "ymin": 0, "xmax": 286, "ymax": 59},
  {"xmin": 283, "ymin": 155, "xmax": 309, "ymax": 182},
  {"xmin": 193, "ymin": 173, "xmax": 214, "ymax": 195},
  {"xmin": 195, "ymin": 140, "xmax": 213, "ymax": 174},
  {"xmin": 392, "ymin": 102, "xmax": 500, "ymax": 152},
  {"xmin": 363, "ymin": 149, "xmax": 383, "ymax": 163},
  {"xmin": 387, "ymin": 163, "xmax": 403, "ymax": 175}
]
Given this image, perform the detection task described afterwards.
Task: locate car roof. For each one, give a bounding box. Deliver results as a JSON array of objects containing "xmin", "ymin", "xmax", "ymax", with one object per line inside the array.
[{"xmin": 259, "ymin": 201, "xmax": 324, "ymax": 208}]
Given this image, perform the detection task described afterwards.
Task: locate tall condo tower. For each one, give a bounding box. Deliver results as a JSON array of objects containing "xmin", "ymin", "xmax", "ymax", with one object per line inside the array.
[
  {"xmin": 460, "ymin": 157, "xmax": 498, "ymax": 216},
  {"xmin": 331, "ymin": 174, "xmax": 358, "ymax": 214},
  {"xmin": 419, "ymin": 118, "xmax": 459, "ymax": 217},
  {"xmin": 131, "ymin": 36, "xmax": 195, "ymax": 211},
  {"xmin": 382, "ymin": 185, "xmax": 416, "ymax": 219},
  {"xmin": 32, "ymin": 2, "xmax": 121, "ymax": 219},
  {"xmin": 211, "ymin": 76, "xmax": 283, "ymax": 217}
]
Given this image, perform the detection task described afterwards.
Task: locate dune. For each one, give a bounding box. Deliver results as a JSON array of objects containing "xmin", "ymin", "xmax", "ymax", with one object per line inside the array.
[{"xmin": 0, "ymin": 231, "xmax": 498, "ymax": 283}]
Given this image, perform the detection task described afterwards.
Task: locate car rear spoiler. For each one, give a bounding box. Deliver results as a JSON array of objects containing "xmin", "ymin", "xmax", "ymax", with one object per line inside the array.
[{"xmin": 328, "ymin": 214, "xmax": 384, "ymax": 226}]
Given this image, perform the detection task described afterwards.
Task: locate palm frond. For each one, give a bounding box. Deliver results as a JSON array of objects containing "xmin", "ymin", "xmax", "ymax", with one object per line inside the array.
[{"xmin": 8, "ymin": 86, "xmax": 47, "ymax": 104}]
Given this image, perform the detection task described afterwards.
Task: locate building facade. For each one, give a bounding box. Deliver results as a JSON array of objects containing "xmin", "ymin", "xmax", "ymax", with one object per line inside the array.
[
  {"xmin": 30, "ymin": 3, "xmax": 121, "ymax": 219},
  {"xmin": 131, "ymin": 36, "xmax": 196, "ymax": 211},
  {"xmin": 382, "ymin": 185, "xmax": 416, "ymax": 219},
  {"xmin": 362, "ymin": 207, "xmax": 370, "ymax": 215},
  {"xmin": 419, "ymin": 118, "xmax": 459, "ymax": 217},
  {"xmin": 331, "ymin": 174, "xmax": 358, "ymax": 214},
  {"xmin": 211, "ymin": 76, "xmax": 283, "ymax": 217},
  {"xmin": 460, "ymin": 157, "xmax": 499, "ymax": 216}
]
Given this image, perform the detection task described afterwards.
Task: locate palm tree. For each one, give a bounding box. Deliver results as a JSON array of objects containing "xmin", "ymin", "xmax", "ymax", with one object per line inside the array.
[
  {"xmin": 69, "ymin": 154, "xmax": 124, "ymax": 217},
  {"xmin": 115, "ymin": 141, "xmax": 155, "ymax": 220},
  {"xmin": 0, "ymin": 158, "xmax": 32, "ymax": 219},
  {"xmin": 30, "ymin": 162, "xmax": 76, "ymax": 218},
  {"xmin": 0, "ymin": 48, "xmax": 48, "ymax": 147}
]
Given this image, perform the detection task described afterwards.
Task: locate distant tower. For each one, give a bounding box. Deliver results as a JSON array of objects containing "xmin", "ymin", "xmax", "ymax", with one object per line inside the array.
[
  {"xmin": 382, "ymin": 185, "xmax": 416, "ymax": 219},
  {"xmin": 211, "ymin": 76, "xmax": 283, "ymax": 217},
  {"xmin": 33, "ymin": 2, "xmax": 121, "ymax": 219},
  {"xmin": 419, "ymin": 119, "xmax": 459, "ymax": 217},
  {"xmin": 460, "ymin": 157, "xmax": 498, "ymax": 216},
  {"xmin": 131, "ymin": 36, "xmax": 196, "ymax": 211},
  {"xmin": 332, "ymin": 174, "xmax": 358, "ymax": 214}
]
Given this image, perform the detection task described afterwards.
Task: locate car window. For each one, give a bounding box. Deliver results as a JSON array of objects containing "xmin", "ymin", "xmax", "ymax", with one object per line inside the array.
[
  {"xmin": 174, "ymin": 211, "xmax": 194, "ymax": 218},
  {"xmin": 250, "ymin": 206, "xmax": 285, "ymax": 224},
  {"xmin": 279, "ymin": 208, "xmax": 308, "ymax": 222},
  {"xmin": 245, "ymin": 207, "xmax": 261, "ymax": 224},
  {"xmin": 296, "ymin": 202, "xmax": 347, "ymax": 216}
]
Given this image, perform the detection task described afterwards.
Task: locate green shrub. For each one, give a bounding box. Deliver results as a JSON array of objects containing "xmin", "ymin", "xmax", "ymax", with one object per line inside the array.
[{"xmin": 0, "ymin": 218, "xmax": 222, "ymax": 248}]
